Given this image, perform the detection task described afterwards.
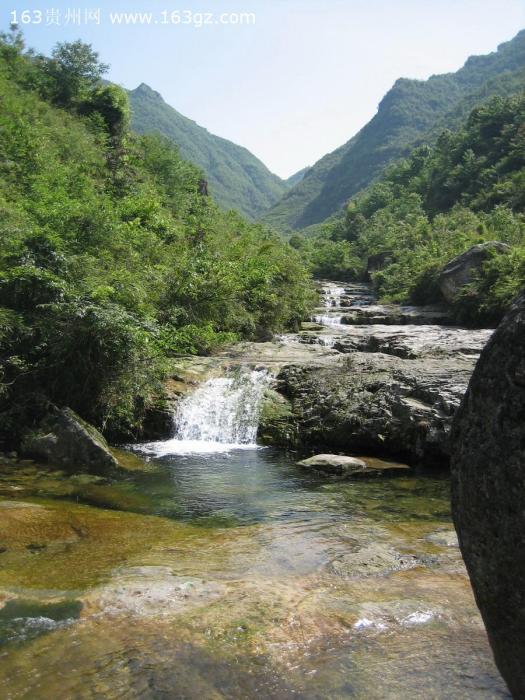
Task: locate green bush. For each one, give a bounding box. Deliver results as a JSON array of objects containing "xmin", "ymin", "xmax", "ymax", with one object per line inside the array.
[{"xmin": 0, "ymin": 37, "xmax": 315, "ymax": 445}]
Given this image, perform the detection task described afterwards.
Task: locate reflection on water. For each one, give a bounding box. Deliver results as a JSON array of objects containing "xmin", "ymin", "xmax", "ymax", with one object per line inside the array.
[{"xmin": 0, "ymin": 448, "xmax": 510, "ymax": 699}]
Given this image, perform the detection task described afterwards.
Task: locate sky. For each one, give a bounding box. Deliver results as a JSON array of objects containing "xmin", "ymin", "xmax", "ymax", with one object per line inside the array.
[{"xmin": 7, "ymin": 0, "xmax": 525, "ymax": 179}]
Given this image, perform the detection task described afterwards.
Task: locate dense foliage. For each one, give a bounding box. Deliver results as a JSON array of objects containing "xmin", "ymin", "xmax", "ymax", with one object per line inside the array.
[
  {"xmin": 264, "ymin": 30, "xmax": 525, "ymax": 232},
  {"xmin": 0, "ymin": 32, "xmax": 314, "ymax": 445},
  {"xmin": 307, "ymin": 93, "xmax": 525, "ymax": 323},
  {"xmin": 129, "ymin": 83, "xmax": 289, "ymax": 220}
]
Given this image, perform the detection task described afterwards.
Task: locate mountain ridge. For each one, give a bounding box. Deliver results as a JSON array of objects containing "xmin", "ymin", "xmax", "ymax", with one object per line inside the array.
[
  {"xmin": 263, "ymin": 29, "xmax": 525, "ymax": 232},
  {"xmin": 129, "ymin": 83, "xmax": 288, "ymax": 219}
]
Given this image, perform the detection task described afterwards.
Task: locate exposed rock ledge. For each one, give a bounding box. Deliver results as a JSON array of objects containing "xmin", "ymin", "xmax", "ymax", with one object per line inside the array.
[{"xmin": 259, "ymin": 351, "xmax": 478, "ymax": 466}]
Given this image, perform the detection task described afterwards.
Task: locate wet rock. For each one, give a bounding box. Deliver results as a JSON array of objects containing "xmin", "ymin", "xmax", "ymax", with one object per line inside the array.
[
  {"xmin": 425, "ymin": 530, "xmax": 459, "ymax": 548},
  {"xmin": 297, "ymin": 454, "xmax": 368, "ymax": 476},
  {"xmin": 439, "ymin": 241, "xmax": 510, "ymax": 303},
  {"xmin": 296, "ymin": 324, "xmax": 492, "ymax": 360},
  {"xmin": 258, "ymin": 388, "xmax": 296, "ymax": 447},
  {"xmin": 139, "ymin": 405, "xmax": 174, "ymax": 441},
  {"xmin": 329, "ymin": 543, "xmax": 419, "ymax": 578},
  {"xmin": 351, "ymin": 599, "xmax": 444, "ymax": 630},
  {"xmin": 451, "ymin": 291, "xmax": 525, "ymax": 699},
  {"xmin": 21, "ymin": 407, "xmax": 119, "ymax": 475},
  {"xmin": 88, "ymin": 566, "xmax": 225, "ymax": 617},
  {"xmin": 300, "ymin": 321, "xmax": 325, "ymax": 332},
  {"xmin": 341, "ymin": 304, "xmax": 453, "ymax": 327},
  {"xmin": 0, "ymin": 501, "xmax": 83, "ymax": 551},
  {"xmin": 261, "ymin": 352, "xmax": 475, "ymax": 466},
  {"xmin": 332, "ymin": 325, "xmax": 492, "ymax": 359}
]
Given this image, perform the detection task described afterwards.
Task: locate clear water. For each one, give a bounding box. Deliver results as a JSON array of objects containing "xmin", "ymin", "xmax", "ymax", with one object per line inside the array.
[{"xmin": 0, "ymin": 448, "xmax": 509, "ymax": 699}]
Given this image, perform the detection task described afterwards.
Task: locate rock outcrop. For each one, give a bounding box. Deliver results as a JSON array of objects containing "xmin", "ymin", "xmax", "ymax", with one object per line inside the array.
[
  {"xmin": 260, "ymin": 352, "xmax": 476, "ymax": 465},
  {"xmin": 439, "ymin": 241, "xmax": 510, "ymax": 303},
  {"xmin": 21, "ymin": 407, "xmax": 119, "ymax": 474},
  {"xmin": 341, "ymin": 304, "xmax": 453, "ymax": 327},
  {"xmin": 297, "ymin": 324, "xmax": 492, "ymax": 360},
  {"xmin": 451, "ymin": 291, "xmax": 525, "ymax": 699}
]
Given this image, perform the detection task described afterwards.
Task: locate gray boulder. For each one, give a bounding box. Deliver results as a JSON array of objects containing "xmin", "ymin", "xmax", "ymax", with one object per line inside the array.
[
  {"xmin": 22, "ymin": 407, "xmax": 119, "ymax": 474},
  {"xmin": 261, "ymin": 351, "xmax": 476, "ymax": 465},
  {"xmin": 451, "ymin": 292, "xmax": 525, "ymax": 698},
  {"xmin": 439, "ymin": 242, "xmax": 510, "ymax": 303},
  {"xmin": 297, "ymin": 454, "xmax": 367, "ymax": 476}
]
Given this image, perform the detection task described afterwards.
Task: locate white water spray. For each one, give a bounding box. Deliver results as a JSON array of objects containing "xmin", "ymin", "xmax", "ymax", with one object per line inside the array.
[
  {"xmin": 323, "ymin": 284, "xmax": 344, "ymax": 307},
  {"xmin": 313, "ymin": 314, "xmax": 343, "ymax": 326},
  {"xmin": 139, "ymin": 368, "xmax": 270, "ymax": 455}
]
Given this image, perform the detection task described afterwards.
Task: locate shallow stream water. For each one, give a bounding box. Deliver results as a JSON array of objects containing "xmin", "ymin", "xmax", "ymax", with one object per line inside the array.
[{"xmin": 0, "ymin": 447, "xmax": 509, "ymax": 699}]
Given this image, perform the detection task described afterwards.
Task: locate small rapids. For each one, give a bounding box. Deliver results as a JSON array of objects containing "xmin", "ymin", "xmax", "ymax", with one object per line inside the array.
[
  {"xmin": 311, "ymin": 280, "xmax": 350, "ymax": 327},
  {"xmin": 140, "ymin": 368, "xmax": 270, "ymax": 455},
  {"xmin": 313, "ymin": 313, "xmax": 344, "ymax": 326}
]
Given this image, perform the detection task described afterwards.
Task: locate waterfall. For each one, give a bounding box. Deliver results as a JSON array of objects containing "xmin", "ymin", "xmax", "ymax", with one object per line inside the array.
[
  {"xmin": 323, "ymin": 284, "xmax": 344, "ymax": 307},
  {"xmin": 139, "ymin": 368, "xmax": 270, "ymax": 455},
  {"xmin": 313, "ymin": 314, "xmax": 343, "ymax": 326},
  {"xmin": 312, "ymin": 282, "xmax": 346, "ymax": 327}
]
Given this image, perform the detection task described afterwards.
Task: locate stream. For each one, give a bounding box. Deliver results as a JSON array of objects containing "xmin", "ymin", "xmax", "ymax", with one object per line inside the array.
[{"xmin": 0, "ymin": 282, "xmax": 509, "ymax": 699}]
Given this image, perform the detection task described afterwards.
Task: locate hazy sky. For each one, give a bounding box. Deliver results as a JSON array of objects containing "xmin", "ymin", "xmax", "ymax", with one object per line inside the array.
[{"xmin": 8, "ymin": 0, "xmax": 525, "ymax": 178}]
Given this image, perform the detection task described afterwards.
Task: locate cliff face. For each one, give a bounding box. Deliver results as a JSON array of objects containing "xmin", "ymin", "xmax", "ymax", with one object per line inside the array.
[{"xmin": 451, "ymin": 292, "xmax": 525, "ymax": 698}]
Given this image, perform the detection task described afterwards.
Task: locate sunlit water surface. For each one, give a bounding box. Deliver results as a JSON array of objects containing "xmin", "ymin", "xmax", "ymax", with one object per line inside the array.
[{"xmin": 0, "ymin": 445, "xmax": 509, "ymax": 699}]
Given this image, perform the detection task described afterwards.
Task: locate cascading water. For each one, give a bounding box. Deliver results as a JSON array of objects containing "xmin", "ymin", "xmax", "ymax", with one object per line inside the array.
[
  {"xmin": 324, "ymin": 284, "xmax": 344, "ymax": 307},
  {"xmin": 312, "ymin": 282, "xmax": 346, "ymax": 326},
  {"xmin": 313, "ymin": 314, "xmax": 344, "ymax": 326},
  {"xmin": 140, "ymin": 368, "xmax": 270, "ymax": 455}
]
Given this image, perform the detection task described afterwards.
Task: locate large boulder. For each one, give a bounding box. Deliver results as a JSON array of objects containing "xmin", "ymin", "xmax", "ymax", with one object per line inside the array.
[
  {"xmin": 261, "ymin": 351, "xmax": 476, "ymax": 466},
  {"xmin": 451, "ymin": 292, "xmax": 525, "ymax": 698},
  {"xmin": 21, "ymin": 407, "xmax": 119, "ymax": 474},
  {"xmin": 439, "ymin": 241, "xmax": 510, "ymax": 303}
]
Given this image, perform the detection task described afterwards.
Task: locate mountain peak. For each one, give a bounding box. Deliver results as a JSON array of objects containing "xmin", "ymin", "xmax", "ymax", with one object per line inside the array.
[
  {"xmin": 129, "ymin": 84, "xmax": 287, "ymax": 219},
  {"xmin": 132, "ymin": 83, "xmax": 165, "ymax": 102}
]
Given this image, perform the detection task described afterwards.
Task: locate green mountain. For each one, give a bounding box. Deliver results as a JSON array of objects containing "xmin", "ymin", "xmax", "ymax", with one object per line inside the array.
[
  {"xmin": 129, "ymin": 83, "xmax": 287, "ymax": 219},
  {"xmin": 286, "ymin": 166, "xmax": 310, "ymax": 187},
  {"xmin": 264, "ymin": 30, "xmax": 525, "ymax": 232}
]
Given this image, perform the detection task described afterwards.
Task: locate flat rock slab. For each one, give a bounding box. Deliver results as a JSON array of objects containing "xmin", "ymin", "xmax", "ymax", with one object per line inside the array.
[
  {"xmin": 298, "ymin": 454, "xmax": 368, "ymax": 476},
  {"xmin": 297, "ymin": 454, "xmax": 410, "ymax": 478},
  {"xmin": 340, "ymin": 304, "xmax": 453, "ymax": 327},
  {"xmin": 328, "ymin": 543, "xmax": 419, "ymax": 578}
]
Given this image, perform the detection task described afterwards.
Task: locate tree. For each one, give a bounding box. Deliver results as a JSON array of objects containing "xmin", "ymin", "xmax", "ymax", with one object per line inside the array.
[{"xmin": 46, "ymin": 40, "xmax": 109, "ymax": 107}]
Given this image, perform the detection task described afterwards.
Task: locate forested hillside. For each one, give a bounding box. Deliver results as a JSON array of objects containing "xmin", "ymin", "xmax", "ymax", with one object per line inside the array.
[
  {"xmin": 300, "ymin": 93, "xmax": 525, "ymax": 324},
  {"xmin": 129, "ymin": 83, "xmax": 288, "ymax": 219},
  {"xmin": 286, "ymin": 166, "xmax": 310, "ymax": 188},
  {"xmin": 265, "ymin": 30, "xmax": 525, "ymax": 232},
  {"xmin": 0, "ymin": 33, "xmax": 313, "ymax": 446}
]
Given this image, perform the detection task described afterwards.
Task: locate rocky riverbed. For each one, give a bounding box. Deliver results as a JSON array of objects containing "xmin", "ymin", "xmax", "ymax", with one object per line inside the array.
[{"xmin": 163, "ymin": 281, "xmax": 493, "ymax": 467}]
